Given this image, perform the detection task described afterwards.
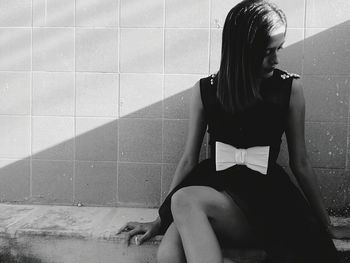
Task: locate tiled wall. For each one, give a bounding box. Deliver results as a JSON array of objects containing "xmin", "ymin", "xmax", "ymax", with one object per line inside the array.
[{"xmin": 0, "ymin": 0, "xmax": 349, "ymax": 210}]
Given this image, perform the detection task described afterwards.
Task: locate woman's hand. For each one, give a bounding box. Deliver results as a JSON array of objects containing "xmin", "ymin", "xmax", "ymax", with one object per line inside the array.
[
  {"xmin": 328, "ymin": 225, "xmax": 350, "ymax": 240},
  {"xmin": 117, "ymin": 217, "xmax": 161, "ymax": 246}
]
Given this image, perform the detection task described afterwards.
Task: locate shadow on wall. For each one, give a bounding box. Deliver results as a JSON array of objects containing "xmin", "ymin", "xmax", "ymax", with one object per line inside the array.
[{"xmin": 0, "ymin": 21, "xmax": 350, "ymax": 216}]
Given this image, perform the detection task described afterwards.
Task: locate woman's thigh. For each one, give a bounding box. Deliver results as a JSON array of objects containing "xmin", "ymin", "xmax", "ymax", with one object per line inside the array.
[{"xmin": 172, "ymin": 186, "xmax": 259, "ymax": 247}]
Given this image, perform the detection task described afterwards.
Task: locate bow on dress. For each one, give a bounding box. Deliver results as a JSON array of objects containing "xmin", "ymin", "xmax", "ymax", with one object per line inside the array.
[{"xmin": 215, "ymin": 141, "xmax": 270, "ymax": 175}]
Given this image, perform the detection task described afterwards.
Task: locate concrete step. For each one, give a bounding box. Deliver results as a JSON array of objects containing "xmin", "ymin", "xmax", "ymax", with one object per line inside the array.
[{"xmin": 0, "ymin": 204, "xmax": 349, "ymax": 263}]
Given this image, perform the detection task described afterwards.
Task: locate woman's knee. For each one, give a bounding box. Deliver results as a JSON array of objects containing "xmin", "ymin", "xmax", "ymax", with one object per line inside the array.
[{"xmin": 170, "ymin": 187, "xmax": 200, "ymax": 217}]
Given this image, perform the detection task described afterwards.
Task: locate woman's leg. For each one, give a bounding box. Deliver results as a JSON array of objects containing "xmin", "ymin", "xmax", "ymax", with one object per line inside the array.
[
  {"xmin": 171, "ymin": 186, "xmax": 258, "ymax": 263},
  {"xmin": 157, "ymin": 220, "xmax": 239, "ymax": 263},
  {"xmin": 157, "ymin": 223, "xmax": 186, "ymax": 263}
]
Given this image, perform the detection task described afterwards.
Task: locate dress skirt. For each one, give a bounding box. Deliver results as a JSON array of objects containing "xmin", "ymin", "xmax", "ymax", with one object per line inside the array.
[{"xmin": 158, "ymin": 159, "xmax": 340, "ymax": 263}]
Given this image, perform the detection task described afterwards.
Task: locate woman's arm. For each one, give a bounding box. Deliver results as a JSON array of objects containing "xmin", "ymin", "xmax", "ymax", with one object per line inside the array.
[
  {"xmin": 167, "ymin": 80, "xmax": 207, "ymax": 193},
  {"xmin": 285, "ymin": 78, "xmax": 331, "ymax": 229},
  {"xmin": 117, "ymin": 80, "xmax": 207, "ymax": 244}
]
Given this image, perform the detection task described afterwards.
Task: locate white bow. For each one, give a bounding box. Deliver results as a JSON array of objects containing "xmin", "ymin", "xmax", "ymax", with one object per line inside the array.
[{"xmin": 215, "ymin": 142, "xmax": 270, "ymax": 175}]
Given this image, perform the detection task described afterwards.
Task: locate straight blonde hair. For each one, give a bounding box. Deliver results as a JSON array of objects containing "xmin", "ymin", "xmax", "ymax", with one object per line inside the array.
[{"xmin": 217, "ymin": 0, "xmax": 287, "ymax": 114}]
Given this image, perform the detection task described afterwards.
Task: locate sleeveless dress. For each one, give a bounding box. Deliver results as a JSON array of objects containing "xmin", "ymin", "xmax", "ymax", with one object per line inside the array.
[{"xmin": 158, "ymin": 69, "xmax": 340, "ymax": 263}]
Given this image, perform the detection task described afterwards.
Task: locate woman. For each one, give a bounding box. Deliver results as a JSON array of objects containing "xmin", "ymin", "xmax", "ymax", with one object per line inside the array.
[{"xmin": 118, "ymin": 1, "xmax": 349, "ymax": 262}]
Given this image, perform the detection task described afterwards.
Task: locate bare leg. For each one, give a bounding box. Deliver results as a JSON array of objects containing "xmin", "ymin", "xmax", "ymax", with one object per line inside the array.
[
  {"xmin": 171, "ymin": 186, "xmax": 258, "ymax": 263},
  {"xmin": 157, "ymin": 223, "xmax": 186, "ymax": 263}
]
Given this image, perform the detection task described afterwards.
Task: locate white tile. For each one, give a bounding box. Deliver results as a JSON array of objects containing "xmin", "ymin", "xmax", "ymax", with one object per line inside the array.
[
  {"xmin": 306, "ymin": 0, "xmax": 350, "ymax": 28},
  {"xmin": 304, "ymin": 28, "xmax": 350, "ymax": 74},
  {"xmin": 120, "ymin": 0, "xmax": 163, "ymax": 27},
  {"xmin": 76, "ymin": 0, "xmax": 118, "ymax": 27},
  {"xmin": 120, "ymin": 74, "xmax": 163, "ymax": 118},
  {"xmin": 163, "ymin": 119, "xmax": 188, "ymax": 163},
  {"xmin": 76, "ymin": 28, "xmax": 118, "ymax": 73},
  {"xmin": 163, "ymin": 74, "xmax": 200, "ymax": 119},
  {"xmin": 0, "ymin": 72, "xmax": 30, "ymax": 115},
  {"xmin": 0, "ymin": 116, "xmax": 30, "ymax": 159},
  {"xmin": 75, "ymin": 117, "xmax": 117, "ymax": 161},
  {"xmin": 32, "ymin": 116, "xmax": 74, "ymax": 160},
  {"xmin": 279, "ymin": 28, "xmax": 303, "ymax": 74},
  {"xmin": 209, "ymin": 29, "xmax": 222, "ymax": 74},
  {"xmin": 118, "ymin": 163, "xmax": 161, "ymax": 207},
  {"xmin": 166, "ymin": 0, "xmax": 210, "ymax": 28},
  {"xmin": 165, "ymin": 29, "xmax": 209, "ymax": 74},
  {"xmin": 0, "ymin": 28, "xmax": 31, "ymax": 71},
  {"xmin": 0, "ymin": 159, "xmax": 30, "ymax": 202},
  {"xmin": 118, "ymin": 119, "xmax": 162, "ymax": 162},
  {"xmin": 75, "ymin": 117, "xmax": 116, "ymax": 137},
  {"xmin": 76, "ymin": 73, "xmax": 119, "ymax": 117},
  {"xmin": 210, "ymin": 0, "xmax": 240, "ymax": 28},
  {"xmin": 303, "ymin": 76, "xmax": 349, "ymax": 122},
  {"xmin": 33, "ymin": 0, "xmax": 75, "ymax": 27},
  {"xmin": 32, "ymin": 160, "xmax": 74, "ymax": 204},
  {"xmin": 273, "ymin": 0, "xmax": 305, "ymax": 28},
  {"xmin": 120, "ymin": 28, "xmax": 163, "ymax": 73},
  {"xmin": 75, "ymin": 161, "xmax": 118, "ymax": 205},
  {"xmin": 211, "ymin": 0, "xmax": 305, "ymax": 29},
  {"xmin": 33, "ymin": 28, "xmax": 74, "ymax": 72},
  {"xmin": 164, "ymin": 74, "xmax": 199, "ymax": 99},
  {"xmin": 33, "ymin": 72, "xmax": 75, "ymax": 116},
  {"xmin": 0, "ymin": 0, "xmax": 31, "ymax": 26}
]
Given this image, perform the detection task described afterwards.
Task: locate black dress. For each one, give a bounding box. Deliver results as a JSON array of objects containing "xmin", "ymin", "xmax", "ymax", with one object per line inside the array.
[{"xmin": 158, "ymin": 69, "xmax": 340, "ymax": 263}]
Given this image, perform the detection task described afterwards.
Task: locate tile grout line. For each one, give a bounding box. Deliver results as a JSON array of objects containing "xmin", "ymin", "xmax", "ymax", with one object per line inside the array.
[
  {"xmin": 160, "ymin": 0, "xmax": 166, "ymax": 205},
  {"xmin": 207, "ymin": 0, "xmax": 212, "ymax": 159},
  {"xmin": 3, "ymin": 69, "xmax": 350, "ymax": 77},
  {"xmin": 301, "ymin": 0, "xmax": 307, "ymax": 76},
  {"xmin": 346, "ymin": 77, "xmax": 350, "ymax": 170},
  {"xmin": 29, "ymin": 0, "xmax": 34, "ymax": 200},
  {"xmin": 0, "ymin": 70, "xmax": 210, "ymax": 76},
  {"xmin": 116, "ymin": 0, "xmax": 121, "ymax": 205},
  {"xmin": 73, "ymin": 0, "xmax": 77, "ymax": 205},
  {"xmin": 207, "ymin": 0, "xmax": 212, "ymax": 75}
]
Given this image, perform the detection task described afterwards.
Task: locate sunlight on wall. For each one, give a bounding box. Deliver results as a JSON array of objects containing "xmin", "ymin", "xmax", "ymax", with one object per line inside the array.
[{"xmin": 0, "ymin": 0, "xmax": 349, "ymax": 207}]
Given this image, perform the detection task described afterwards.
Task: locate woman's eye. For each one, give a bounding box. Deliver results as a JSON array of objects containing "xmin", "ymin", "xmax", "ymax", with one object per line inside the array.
[{"xmin": 264, "ymin": 49, "xmax": 272, "ymax": 56}]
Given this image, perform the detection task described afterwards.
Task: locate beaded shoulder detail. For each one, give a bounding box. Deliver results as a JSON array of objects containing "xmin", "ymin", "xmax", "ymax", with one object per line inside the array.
[
  {"xmin": 280, "ymin": 71, "xmax": 300, "ymax": 80},
  {"xmin": 210, "ymin": 74, "xmax": 216, "ymax": 86},
  {"xmin": 209, "ymin": 71, "xmax": 300, "ymax": 83}
]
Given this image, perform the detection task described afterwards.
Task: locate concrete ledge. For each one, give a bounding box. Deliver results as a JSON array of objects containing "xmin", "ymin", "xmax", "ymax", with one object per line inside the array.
[{"xmin": 0, "ymin": 204, "xmax": 349, "ymax": 263}]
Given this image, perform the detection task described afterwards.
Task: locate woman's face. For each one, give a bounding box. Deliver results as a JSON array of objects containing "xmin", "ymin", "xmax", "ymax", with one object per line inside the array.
[{"xmin": 260, "ymin": 26, "xmax": 286, "ymax": 79}]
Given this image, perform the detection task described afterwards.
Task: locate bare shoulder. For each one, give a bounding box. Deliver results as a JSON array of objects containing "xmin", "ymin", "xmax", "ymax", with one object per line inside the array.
[
  {"xmin": 290, "ymin": 77, "xmax": 305, "ymax": 107},
  {"xmin": 291, "ymin": 77, "xmax": 303, "ymax": 94}
]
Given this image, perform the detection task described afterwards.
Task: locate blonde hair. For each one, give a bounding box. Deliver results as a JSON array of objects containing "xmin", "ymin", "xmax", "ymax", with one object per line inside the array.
[{"xmin": 217, "ymin": 0, "xmax": 287, "ymax": 114}]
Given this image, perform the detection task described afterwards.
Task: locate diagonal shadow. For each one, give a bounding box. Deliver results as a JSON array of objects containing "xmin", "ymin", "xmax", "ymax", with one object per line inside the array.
[{"xmin": 0, "ymin": 19, "xmax": 349, "ymax": 216}]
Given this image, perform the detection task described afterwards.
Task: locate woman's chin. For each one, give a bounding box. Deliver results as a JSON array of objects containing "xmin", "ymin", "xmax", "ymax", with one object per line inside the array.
[
  {"xmin": 261, "ymin": 70, "xmax": 274, "ymax": 79},
  {"xmin": 262, "ymin": 71, "xmax": 273, "ymax": 79}
]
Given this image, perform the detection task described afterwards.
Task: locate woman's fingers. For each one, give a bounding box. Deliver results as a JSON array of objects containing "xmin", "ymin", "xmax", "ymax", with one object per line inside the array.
[
  {"xmin": 117, "ymin": 223, "xmax": 128, "ymax": 234},
  {"xmin": 117, "ymin": 221, "xmax": 137, "ymax": 234},
  {"xmin": 125, "ymin": 228, "xmax": 143, "ymax": 246},
  {"xmin": 116, "ymin": 221, "xmax": 156, "ymax": 246},
  {"xmin": 137, "ymin": 230, "xmax": 152, "ymax": 245}
]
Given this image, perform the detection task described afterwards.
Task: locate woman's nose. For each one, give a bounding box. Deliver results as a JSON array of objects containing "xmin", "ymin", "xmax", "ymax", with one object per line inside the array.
[{"xmin": 270, "ymin": 51, "xmax": 279, "ymax": 65}]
